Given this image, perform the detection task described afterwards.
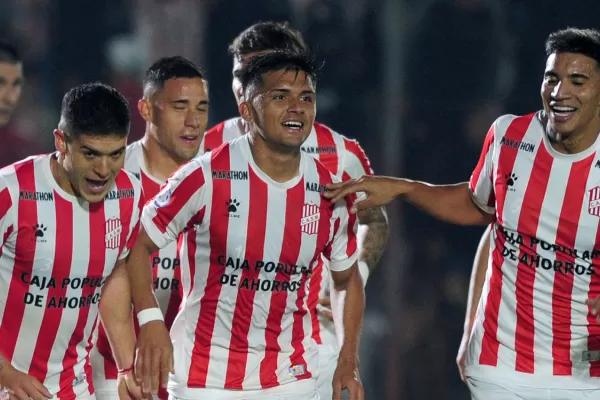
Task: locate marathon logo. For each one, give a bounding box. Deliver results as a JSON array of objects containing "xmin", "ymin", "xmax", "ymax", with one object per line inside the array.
[
  {"xmin": 212, "ymin": 170, "xmax": 249, "ymax": 180},
  {"xmin": 19, "ymin": 191, "xmax": 54, "ymax": 202},
  {"xmin": 301, "ymin": 146, "xmax": 337, "ymax": 154},
  {"xmin": 105, "ymin": 188, "xmax": 135, "ymax": 200}
]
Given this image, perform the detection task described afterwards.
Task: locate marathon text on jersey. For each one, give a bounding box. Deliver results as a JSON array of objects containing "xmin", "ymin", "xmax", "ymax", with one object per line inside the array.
[
  {"xmin": 500, "ymin": 137, "xmax": 536, "ymax": 153},
  {"xmin": 105, "ymin": 188, "xmax": 135, "ymax": 200},
  {"xmin": 211, "ymin": 170, "xmax": 249, "ymax": 180},
  {"xmin": 19, "ymin": 191, "xmax": 54, "ymax": 201}
]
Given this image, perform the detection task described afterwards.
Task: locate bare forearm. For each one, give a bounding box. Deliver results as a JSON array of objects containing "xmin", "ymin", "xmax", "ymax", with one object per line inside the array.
[
  {"xmin": 127, "ymin": 231, "xmax": 160, "ymax": 313},
  {"xmin": 401, "ymin": 180, "xmax": 492, "ymax": 226},
  {"xmin": 332, "ymin": 266, "xmax": 365, "ymax": 361},
  {"xmin": 100, "ymin": 263, "xmax": 136, "ymax": 369},
  {"xmin": 357, "ymin": 207, "xmax": 389, "ymax": 273},
  {"xmin": 464, "ymin": 225, "xmax": 492, "ymax": 331}
]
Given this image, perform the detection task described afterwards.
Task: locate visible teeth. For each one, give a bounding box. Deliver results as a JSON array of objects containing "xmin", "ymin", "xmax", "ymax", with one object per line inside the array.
[
  {"xmin": 283, "ymin": 121, "xmax": 302, "ymax": 128},
  {"xmin": 552, "ymin": 106, "xmax": 576, "ymax": 112}
]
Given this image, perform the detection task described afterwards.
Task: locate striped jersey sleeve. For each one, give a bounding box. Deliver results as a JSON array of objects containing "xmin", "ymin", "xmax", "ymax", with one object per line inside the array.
[
  {"xmin": 469, "ymin": 120, "xmax": 497, "ymax": 214},
  {"xmin": 142, "ymin": 159, "xmax": 208, "ymax": 249}
]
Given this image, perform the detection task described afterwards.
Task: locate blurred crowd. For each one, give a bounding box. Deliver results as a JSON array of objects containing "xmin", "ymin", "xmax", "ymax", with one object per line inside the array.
[{"xmin": 2, "ymin": 0, "xmax": 600, "ymax": 398}]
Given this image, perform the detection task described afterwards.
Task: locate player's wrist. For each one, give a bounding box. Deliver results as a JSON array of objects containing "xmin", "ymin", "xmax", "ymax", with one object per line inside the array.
[
  {"xmin": 357, "ymin": 261, "xmax": 370, "ymax": 287},
  {"xmin": 137, "ymin": 307, "xmax": 164, "ymax": 326}
]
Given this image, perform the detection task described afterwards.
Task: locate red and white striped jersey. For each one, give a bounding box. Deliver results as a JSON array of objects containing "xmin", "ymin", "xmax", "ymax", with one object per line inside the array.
[
  {"xmin": 202, "ymin": 117, "xmax": 373, "ymax": 348},
  {"xmin": 0, "ymin": 154, "xmax": 143, "ymax": 399},
  {"xmin": 92, "ymin": 140, "xmax": 184, "ymax": 385},
  {"xmin": 466, "ymin": 112, "xmax": 600, "ymax": 388},
  {"xmin": 142, "ymin": 135, "xmax": 358, "ymax": 396}
]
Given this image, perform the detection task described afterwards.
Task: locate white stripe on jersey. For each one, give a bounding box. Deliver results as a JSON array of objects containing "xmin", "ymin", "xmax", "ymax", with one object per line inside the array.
[{"xmin": 142, "ymin": 135, "xmax": 358, "ymax": 397}]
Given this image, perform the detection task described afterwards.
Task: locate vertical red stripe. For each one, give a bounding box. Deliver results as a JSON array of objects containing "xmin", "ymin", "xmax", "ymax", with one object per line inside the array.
[
  {"xmin": 551, "ymin": 155, "xmax": 594, "ymax": 375},
  {"xmin": 31, "ymin": 195, "xmax": 72, "ymax": 391},
  {"xmin": 588, "ymin": 212, "xmax": 600, "ymax": 376},
  {"xmin": 187, "ymin": 146, "xmax": 231, "ymax": 387},
  {"xmin": 204, "ymin": 122, "xmax": 225, "ymax": 152},
  {"xmin": 479, "ymin": 114, "xmax": 534, "ymax": 367},
  {"xmin": 512, "ymin": 145, "xmax": 553, "ymax": 373},
  {"xmin": 225, "ymin": 168, "xmax": 268, "ymax": 388},
  {"xmin": 314, "ymin": 122, "xmax": 339, "ymax": 176},
  {"xmin": 307, "ymin": 166, "xmax": 340, "ymax": 344},
  {"xmin": 58, "ymin": 200, "xmax": 108, "ymax": 397},
  {"xmin": 260, "ymin": 179, "xmax": 306, "ymax": 386},
  {"xmin": 0, "ymin": 160, "xmax": 37, "ymax": 362}
]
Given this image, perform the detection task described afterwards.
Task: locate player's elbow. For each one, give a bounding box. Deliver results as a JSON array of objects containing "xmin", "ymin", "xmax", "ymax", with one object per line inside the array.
[{"xmin": 331, "ymin": 263, "xmax": 361, "ymax": 291}]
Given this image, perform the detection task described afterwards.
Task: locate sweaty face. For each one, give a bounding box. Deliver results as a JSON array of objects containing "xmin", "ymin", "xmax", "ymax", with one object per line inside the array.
[
  {"xmin": 244, "ymin": 69, "xmax": 316, "ymax": 151},
  {"xmin": 541, "ymin": 52, "xmax": 600, "ymax": 139},
  {"xmin": 0, "ymin": 62, "xmax": 23, "ymax": 127},
  {"xmin": 61, "ymin": 135, "xmax": 127, "ymax": 203},
  {"xmin": 149, "ymin": 78, "xmax": 209, "ymax": 162}
]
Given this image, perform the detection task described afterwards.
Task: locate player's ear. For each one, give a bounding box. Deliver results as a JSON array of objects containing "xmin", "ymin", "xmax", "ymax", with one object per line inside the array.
[
  {"xmin": 239, "ymin": 100, "xmax": 253, "ymax": 123},
  {"xmin": 53, "ymin": 129, "xmax": 67, "ymax": 154},
  {"xmin": 138, "ymin": 98, "xmax": 152, "ymax": 123}
]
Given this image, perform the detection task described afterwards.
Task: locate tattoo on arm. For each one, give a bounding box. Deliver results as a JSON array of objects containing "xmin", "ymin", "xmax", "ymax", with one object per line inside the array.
[{"xmin": 357, "ymin": 206, "xmax": 389, "ymax": 271}]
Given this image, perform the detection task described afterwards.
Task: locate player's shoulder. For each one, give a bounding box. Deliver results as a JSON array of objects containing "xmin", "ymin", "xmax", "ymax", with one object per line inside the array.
[
  {"xmin": 114, "ymin": 168, "xmax": 143, "ymax": 194},
  {"xmin": 490, "ymin": 112, "xmax": 540, "ymax": 140},
  {"xmin": 124, "ymin": 140, "xmax": 144, "ymax": 175},
  {"xmin": 0, "ymin": 153, "xmax": 50, "ymax": 184},
  {"xmin": 203, "ymin": 117, "xmax": 246, "ymax": 152}
]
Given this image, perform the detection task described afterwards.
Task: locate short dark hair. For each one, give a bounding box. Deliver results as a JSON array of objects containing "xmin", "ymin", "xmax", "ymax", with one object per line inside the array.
[
  {"xmin": 545, "ymin": 28, "xmax": 600, "ymax": 67},
  {"xmin": 143, "ymin": 56, "xmax": 206, "ymax": 97},
  {"xmin": 0, "ymin": 40, "xmax": 21, "ymax": 63},
  {"xmin": 228, "ymin": 21, "xmax": 308, "ymax": 59},
  {"xmin": 59, "ymin": 82, "xmax": 130, "ymax": 139},
  {"xmin": 239, "ymin": 49, "xmax": 320, "ymax": 96}
]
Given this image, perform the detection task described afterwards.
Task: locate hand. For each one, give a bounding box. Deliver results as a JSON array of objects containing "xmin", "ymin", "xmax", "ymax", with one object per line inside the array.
[
  {"xmin": 586, "ymin": 296, "xmax": 600, "ymax": 322},
  {"xmin": 332, "ymin": 358, "xmax": 364, "ymax": 400},
  {"xmin": 0, "ymin": 363, "xmax": 52, "ymax": 400},
  {"xmin": 135, "ymin": 320, "xmax": 173, "ymax": 396},
  {"xmin": 324, "ymin": 176, "xmax": 408, "ymax": 212},
  {"xmin": 117, "ymin": 370, "xmax": 144, "ymax": 400},
  {"xmin": 456, "ymin": 331, "xmax": 470, "ymax": 382},
  {"xmin": 317, "ymin": 296, "xmax": 333, "ymax": 321}
]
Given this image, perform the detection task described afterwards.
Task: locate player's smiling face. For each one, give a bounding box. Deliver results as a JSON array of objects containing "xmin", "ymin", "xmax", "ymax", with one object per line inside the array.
[
  {"xmin": 541, "ymin": 52, "xmax": 600, "ymax": 140},
  {"xmin": 241, "ymin": 68, "xmax": 315, "ymax": 151},
  {"xmin": 60, "ymin": 133, "xmax": 127, "ymax": 203}
]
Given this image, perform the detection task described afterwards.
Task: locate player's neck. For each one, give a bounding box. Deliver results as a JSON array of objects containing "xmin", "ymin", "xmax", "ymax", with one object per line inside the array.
[
  {"xmin": 50, "ymin": 153, "xmax": 77, "ymax": 196},
  {"xmin": 141, "ymin": 134, "xmax": 185, "ymax": 182},
  {"xmin": 547, "ymin": 121, "xmax": 600, "ymax": 154},
  {"xmin": 248, "ymin": 135, "xmax": 301, "ymax": 183}
]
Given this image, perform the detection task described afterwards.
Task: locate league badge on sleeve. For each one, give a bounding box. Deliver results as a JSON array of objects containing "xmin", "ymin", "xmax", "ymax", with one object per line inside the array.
[{"xmin": 154, "ymin": 185, "xmax": 172, "ymax": 208}]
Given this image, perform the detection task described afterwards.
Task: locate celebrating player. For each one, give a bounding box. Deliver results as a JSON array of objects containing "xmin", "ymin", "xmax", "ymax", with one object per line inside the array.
[
  {"xmin": 93, "ymin": 56, "xmax": 209, "ymax": 400},
  {"xmin": 128, "ymin": 50, "xmax": 365, "ymax": 399},
  {"xmin": 202, "ymin": 21, "xmax": 388, "ymax": 399},
  {"xmin": 0, "ymin": 83, "xmax": 144, "ymax": 400},
  {"xmin": 325, "ymin": 28, "xmax": 600, "ymax": 399}
]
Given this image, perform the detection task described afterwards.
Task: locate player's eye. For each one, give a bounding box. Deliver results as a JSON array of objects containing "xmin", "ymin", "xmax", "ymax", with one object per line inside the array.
[{"xmin": 83, "ymin": 151, "xmax": 96, "ymax": 159}]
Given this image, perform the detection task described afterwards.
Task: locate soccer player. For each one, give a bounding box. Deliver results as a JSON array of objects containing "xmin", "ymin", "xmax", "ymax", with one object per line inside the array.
[
  {"xmin": 128, "ymin": 50, "xmax": 365, "ymax": 399},
  {"xmin": 202, "ymin": 22, "xmax": 388, "ymax": 399},
  {"xmin": 93, "ymin": 56, "xmax": 209, "ymax": 400},
  {"xmin": 0, "ymin": 40, "xmax": 22, "ymax": 128},
  {"xmin": 325, "ymin": 27, "xmax": 600, "ymax": 399},
  {"xmin": 0, "ymin": 83, "xmax": 144, "ymax": 400}
]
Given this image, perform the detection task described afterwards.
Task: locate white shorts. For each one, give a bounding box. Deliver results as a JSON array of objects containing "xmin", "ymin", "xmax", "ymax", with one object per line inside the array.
[
  {"xmin": 168, "ymin": 379, "xmax": 318, "ymax": 400},
  {"xmin": 316, "ymin": 345, "xmax": 338, "ymax": 400},
  {"xmin": 467, "ymin": 377, "xmax": 600, "ymax": 400}
]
